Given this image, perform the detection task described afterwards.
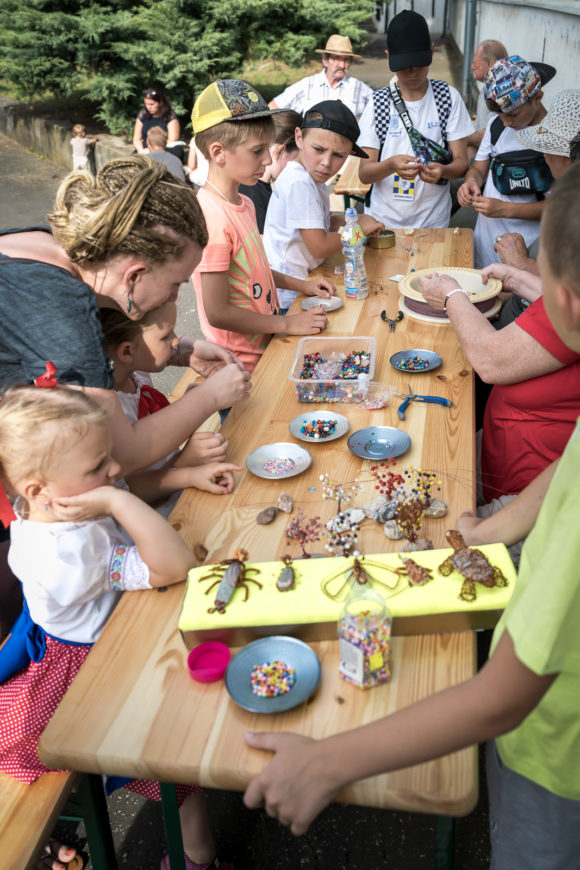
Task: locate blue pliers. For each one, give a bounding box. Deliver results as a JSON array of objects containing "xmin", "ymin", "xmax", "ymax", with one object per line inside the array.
[{"xmin": 396, "ymin": 384, "xmax": 453, "ymax": 421}]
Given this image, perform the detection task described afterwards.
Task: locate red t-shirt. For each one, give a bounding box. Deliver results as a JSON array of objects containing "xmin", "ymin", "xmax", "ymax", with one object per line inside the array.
[{"xmin": 482, "ymin": 298, "xmax": 580, "ymax": 502}]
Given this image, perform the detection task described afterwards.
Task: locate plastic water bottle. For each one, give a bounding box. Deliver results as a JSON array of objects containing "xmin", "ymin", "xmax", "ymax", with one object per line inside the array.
[{"xmin": 340, "ymin": 207, "xmax": 368, "ymax": 301}]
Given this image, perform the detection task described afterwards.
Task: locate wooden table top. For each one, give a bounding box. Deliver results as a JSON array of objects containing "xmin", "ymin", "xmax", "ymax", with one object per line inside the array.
[
  {"xmin": 334, "ymin": 157, "xmax": 371, "ymax": 198},
  {"xmin": 39, "ymin": 228, "xmax": 479, "ymax": 816}
]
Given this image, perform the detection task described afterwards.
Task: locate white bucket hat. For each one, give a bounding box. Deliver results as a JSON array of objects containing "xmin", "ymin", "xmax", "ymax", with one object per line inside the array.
[{"xmin": 516, "ymin": 89, "xmax": 580, "ymax": 157}]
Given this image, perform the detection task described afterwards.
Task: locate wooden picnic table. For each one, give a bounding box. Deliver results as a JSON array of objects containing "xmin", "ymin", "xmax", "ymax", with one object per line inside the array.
[
  {"xmin": 39, "ymin": 228, "xmax": 478, "ymax": 868},
  {"xmin": 334, "ymin": 156, "xmax": 371, "ymax": 208}
]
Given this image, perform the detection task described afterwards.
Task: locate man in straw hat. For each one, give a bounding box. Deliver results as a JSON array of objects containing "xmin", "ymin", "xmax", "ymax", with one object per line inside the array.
[{"xmin": 268, "ymin": 34, "xmax": 372, "ymax": 118}]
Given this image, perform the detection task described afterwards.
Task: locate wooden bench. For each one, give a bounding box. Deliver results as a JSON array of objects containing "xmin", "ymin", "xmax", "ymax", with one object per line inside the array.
[{"xmin": 0, "ymin": 769, "xmax": 118, "ymax": 870}]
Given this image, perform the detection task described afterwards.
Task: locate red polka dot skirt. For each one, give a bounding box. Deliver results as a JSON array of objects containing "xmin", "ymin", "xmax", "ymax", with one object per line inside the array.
[{"xmin": 0, "ymin": 634, "xmax": 200, "ymax": 802}]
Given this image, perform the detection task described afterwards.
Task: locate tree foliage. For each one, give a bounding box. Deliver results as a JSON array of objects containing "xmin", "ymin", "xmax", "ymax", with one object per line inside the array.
[{"xmin": 0, "ymin": 0, "xmax": 373, "ymax": 135}]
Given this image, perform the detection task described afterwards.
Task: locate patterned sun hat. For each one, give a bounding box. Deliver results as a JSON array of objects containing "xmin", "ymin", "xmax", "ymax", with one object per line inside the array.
[
  {"xmin": 484, "ymin": 56, "xmax": 541, "ymax": 112},
  {"xmin": 516, "ymin": 89, "xmax": 580, "ymax": 157},
  {"xmin": 192, "ymin": 79, "xmax": 282, "ymax": 135}
]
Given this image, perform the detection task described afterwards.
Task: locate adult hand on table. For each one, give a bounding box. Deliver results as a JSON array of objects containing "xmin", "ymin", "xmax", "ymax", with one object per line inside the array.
[
  {"xmin": 418, "ymin": 272, "xmax": 462, "ymax": 310},
  {"xmin": 205, "ymin": 363, "xmax": 251, "ymax": 408},
  {"xmin": 481, "ymin": 263, "xmax": 542, "ymax": 303},
  {"xmin": 493, "ymin": 232, "xmax": 529, "ymax": 266},
  {"xmin": 244, "ymin": 731, "xmax": 339, "ymax": 835}
]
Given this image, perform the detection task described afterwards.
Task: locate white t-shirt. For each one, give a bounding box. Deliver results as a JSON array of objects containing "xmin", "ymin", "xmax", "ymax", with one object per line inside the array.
[
  {"xmin": 264, "ymin": 161, "xmax": 330, "ymax": 310},
  {"xmin": 473, "ymin": 119, "xmax": 542, "ymax": 270},
  {"xmin": 358, "ymin": 82, "xmax": 473, "ymax": 229},
  {"xmin": 116, "ymin": 371, "xmax": 179, "ymax": 470},
  {"xmin": 9, "ymin": 507, "xmax": 151, "ymax": 644},
  {"xmin": 274, "ymin": 71, "xmax": 373, "ymax": 118}
]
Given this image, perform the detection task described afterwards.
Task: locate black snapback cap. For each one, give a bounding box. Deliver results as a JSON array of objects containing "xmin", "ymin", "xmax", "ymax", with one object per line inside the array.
[{"xmin": 301, "ymin": 100, "xmax": 368, "ymax": 159}]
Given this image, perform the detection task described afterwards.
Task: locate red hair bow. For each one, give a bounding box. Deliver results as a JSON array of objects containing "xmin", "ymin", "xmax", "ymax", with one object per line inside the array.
[{"xmin": 34, "ymin": 362, "xmax": 58, "ymax": 387}]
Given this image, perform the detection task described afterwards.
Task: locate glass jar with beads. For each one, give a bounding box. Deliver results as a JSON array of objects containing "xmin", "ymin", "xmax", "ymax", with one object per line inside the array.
[{"xmin": 338, "ymin": 585, "xmax": 391, "ymax": 689}]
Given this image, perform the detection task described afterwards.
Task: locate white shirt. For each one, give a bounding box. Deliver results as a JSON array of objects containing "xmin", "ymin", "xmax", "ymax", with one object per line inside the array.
[
  {"xmin": 9, "ymin": 507, "xmax": 151, "ymax": 644},
  {"xmin": 274, "ymin": 70, "xmax": 373, "ymax": 118},
  {"xmin": 473, "ymin": 119, "xmax": 542, "ymax": 270},
  {"xmin": 264, "ymin": 161, "xmax": 330, "ymax": 310},
  {"xmin": 357, "ymin": 82, "xmax": 473, "ymax": 229}
]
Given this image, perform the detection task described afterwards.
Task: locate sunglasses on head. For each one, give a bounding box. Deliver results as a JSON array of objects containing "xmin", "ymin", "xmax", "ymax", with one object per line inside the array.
[{"xmin": 143, "ymin": 89, "xmax": 161, "ymax": 99}]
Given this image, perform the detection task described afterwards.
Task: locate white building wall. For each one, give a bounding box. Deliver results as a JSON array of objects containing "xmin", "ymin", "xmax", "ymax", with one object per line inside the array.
[{"xmin": 448, "ymin": 0, "xmax": 580, "ymax": 106}]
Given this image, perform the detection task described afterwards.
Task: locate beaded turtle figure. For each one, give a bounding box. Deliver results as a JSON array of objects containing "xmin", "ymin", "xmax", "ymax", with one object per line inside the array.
[{"xmin": 438, "ymin": 530, "xmax": 508, "ymax": 602}]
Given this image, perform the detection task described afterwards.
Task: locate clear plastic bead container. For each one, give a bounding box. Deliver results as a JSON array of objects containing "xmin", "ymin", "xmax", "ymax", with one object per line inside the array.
[
  {"xmin": 288, "ymin": 336, "xmax": 377, "ymax": 403},
  {"xmin": 338, "ymin": 585, "xmax": 392, "ymax": 689}
]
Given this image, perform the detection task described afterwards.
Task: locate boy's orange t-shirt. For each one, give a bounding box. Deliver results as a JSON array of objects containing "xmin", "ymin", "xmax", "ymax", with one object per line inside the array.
[{"xmin": 193, "ymin": 188, "xmax": 279, "ymax": 372}]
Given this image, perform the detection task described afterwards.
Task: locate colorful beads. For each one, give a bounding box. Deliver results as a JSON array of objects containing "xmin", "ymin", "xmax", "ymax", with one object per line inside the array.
[
  {"xmin": 395, "ymin": 356, "xmax": 430, "ymax": 371},
  {"xmin": 263, "ymin": 457, "xmax": 295, "ymax": 475},
  {"xmin": 338, "ymin": 609, "xmax": 391, "ymax": 689},
  {"xmin": 299, "ymin": 419, "xmax": 337, "ymax": 439},
  {"xmin": 299, "ymin": 351, "xmax": 371, "ymax": 381},
  {"xmin": 250, "ymin": 660, "xmax": 296, "ymax": 697}
]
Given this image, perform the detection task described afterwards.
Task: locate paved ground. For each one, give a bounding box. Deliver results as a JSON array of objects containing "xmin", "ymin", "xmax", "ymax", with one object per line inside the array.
[{"xmin": 1, "ymin": 33, "xmax": 484, "ymax": 869}]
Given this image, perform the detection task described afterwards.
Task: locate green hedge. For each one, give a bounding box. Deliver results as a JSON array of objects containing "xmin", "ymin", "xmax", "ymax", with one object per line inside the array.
[{"xmin": 0, "ymin": 0, "xmax": 374, "ymax": 136}]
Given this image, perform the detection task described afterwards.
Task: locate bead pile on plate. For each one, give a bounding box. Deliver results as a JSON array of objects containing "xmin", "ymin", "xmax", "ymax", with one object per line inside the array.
[
  {"xmin": 263, "ymin": 457, "xmax": 295, "ymax": 475},
  {"xmin": 250, "ymin": 661, "xmax": 296, "ymax": 697},
  {"xmin": 396, "ymin": 356, "xmax": 430, "ymax": 371},
  {"xmin": 300, "ymin": 419, "xmax": 337, "ymax": 439}
]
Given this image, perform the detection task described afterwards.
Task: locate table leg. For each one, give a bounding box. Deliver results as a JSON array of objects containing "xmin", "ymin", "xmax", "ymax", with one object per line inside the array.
[
  {"xmin": 434, "ymin": 815, "xmax": 455, "ymax": 870},
  {"xmin": 62, "ymin": 773, "xmax": 119, "ymax": 870},
  {"xmin": 160, "ymin": 782, "xmax": 186, "ymax": 870}
]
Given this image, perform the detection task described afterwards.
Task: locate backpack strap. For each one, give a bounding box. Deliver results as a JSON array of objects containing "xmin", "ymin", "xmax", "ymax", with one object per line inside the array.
[
  {"xmin": 490, "ymin": 116, "xmax": 504, "ymax": 147},
  {"xmin": 429, "ymin": 79, "xmax": 452, "ymax": 146},
  {"xmin": 372, "ymin": 85, "xmax": 392, "ymax": 154}
]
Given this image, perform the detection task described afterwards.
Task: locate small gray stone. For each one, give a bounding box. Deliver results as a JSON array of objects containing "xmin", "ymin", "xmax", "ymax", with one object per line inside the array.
[
  {"xmin": 423, "ymin": 498, "xmax": 448, "ymax": 518},
  {"xmin": 362, "ymin": 494, "xmax": 388, "ymax": 518},
  {"xmin": 257, "ymin": 506, "xmax": 277, "ymax": 525},
  {"xmin": 401, "ymin": 538, "xmax": 434, "ymax": 552},
  {"xmin": 376, "ymin": 500, "xmax": 398, "ymax": 523},
  {"xmin": 384, "ymin": 520, "xmax": 405, "ymax": 540},
  {"xmin": 276, "ymin": 492, "xmax": 293, "ymax": 513},
  {"xmin": 345, "ymin": 507, "xmax": 365, "ymax": 525}
]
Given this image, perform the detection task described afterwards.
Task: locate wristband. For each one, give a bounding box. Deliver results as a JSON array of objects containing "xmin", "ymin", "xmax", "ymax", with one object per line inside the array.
[{"xmin": 443, "ymin": 288, "xmax": 470, "ymax": 315}]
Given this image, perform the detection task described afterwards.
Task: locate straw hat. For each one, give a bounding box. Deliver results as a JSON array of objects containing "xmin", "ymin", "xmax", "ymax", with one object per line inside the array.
[{"xmin": 315, "ymin": 35, "xmax": 361, "ymax": 60}]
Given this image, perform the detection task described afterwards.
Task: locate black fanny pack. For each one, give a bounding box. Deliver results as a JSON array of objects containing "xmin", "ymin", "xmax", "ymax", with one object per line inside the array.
[{"xmin": 490, "ymin": 149, "xmax": 554, "ymax": 196}]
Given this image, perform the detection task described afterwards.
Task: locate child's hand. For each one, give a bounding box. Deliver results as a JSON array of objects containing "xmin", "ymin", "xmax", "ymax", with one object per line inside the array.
[
  {"xmin": 205, "ymin": 363, "xmax": 252, "ymax": 408},
  {"xmin": 419, "ymin": 162, "xmax": 444, "ymax": 184},
  {"xmin": 301, "ymin": 277, "xmax": 335, "ymax": 298},
  {"xmin": 457, "ymin": 180, "xmax": 481, "ymax": 206},
  {"xmin": 456, "ymin": 510, "xmax": 485, "ymax": 545},
  {"xmin": 185, "ymin": 462, "xmax": 242, "ymax": 494},
  {"xmin": 244, "ymin": 731, "xmax": 339, "ymax": 836},
  {"xmin": 49, "ymin": 485, "xmax": 121, "ymax": 522},
  {"xmin": 390, "ymin": 154, "xmax": 422, "ymax": 179},
  {"xmin": 472, "ymin": 196, "xmax": 507, "ymax": 219},
  {"xmin": 181, "ymin": 431, "xmax": 229, "ymax": 465},
  {"xmin": 285, "ymin": 310, "xmax": 328, "ymax": 335},
  {"xmin": 358, "ymin": 215, "xmax": 385, "ymax": 237}
]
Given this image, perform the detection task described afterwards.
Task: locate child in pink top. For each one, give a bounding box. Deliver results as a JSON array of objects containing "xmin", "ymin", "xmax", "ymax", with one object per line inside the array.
[{"xmin": 192, "ymin": 79, "xmax": 336, "ymax": 372}]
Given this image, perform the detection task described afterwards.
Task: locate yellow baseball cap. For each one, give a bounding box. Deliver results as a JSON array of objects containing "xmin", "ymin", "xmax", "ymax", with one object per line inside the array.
[{"xmin": 192, "ymin": 79, "xmax": 282, "ymax": 135}]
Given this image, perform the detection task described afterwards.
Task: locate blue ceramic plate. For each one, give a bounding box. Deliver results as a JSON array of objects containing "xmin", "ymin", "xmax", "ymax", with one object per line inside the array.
[
  {"xmin": 347, "ymin": 426, "xmax": 411, "ymax": 461},
  {"xmin": 225, "ymin": 636, "xmax": 321, "ymax": 714},
  {"xmin": 389, "ymin": 349, "xmax": 442, "ymax": 373}
]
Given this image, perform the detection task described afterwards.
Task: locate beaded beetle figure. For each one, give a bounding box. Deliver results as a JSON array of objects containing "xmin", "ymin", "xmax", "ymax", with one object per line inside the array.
[
  {"xmin": 438, "ymin": 530, "xmax": 508, "ymax": 602},
  {"xmin": 198, "ymin": 549, "xmax": 262, "ymax": 613}
]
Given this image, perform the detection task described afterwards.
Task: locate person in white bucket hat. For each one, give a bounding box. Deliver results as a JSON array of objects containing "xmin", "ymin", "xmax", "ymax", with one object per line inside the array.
[
  {"xmin": 516, "ymin": 89, "xmax": 580, "ymax": 175},
  {"xmin": 268, "ymin": 34, "xmax": 372, "ymax": 118}
]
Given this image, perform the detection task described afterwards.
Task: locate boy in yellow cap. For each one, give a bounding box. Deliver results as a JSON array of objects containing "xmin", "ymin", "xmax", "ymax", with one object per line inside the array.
[{"xmin": 191, "ymin": 79, "xmax": 334, "ymax": 374}]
